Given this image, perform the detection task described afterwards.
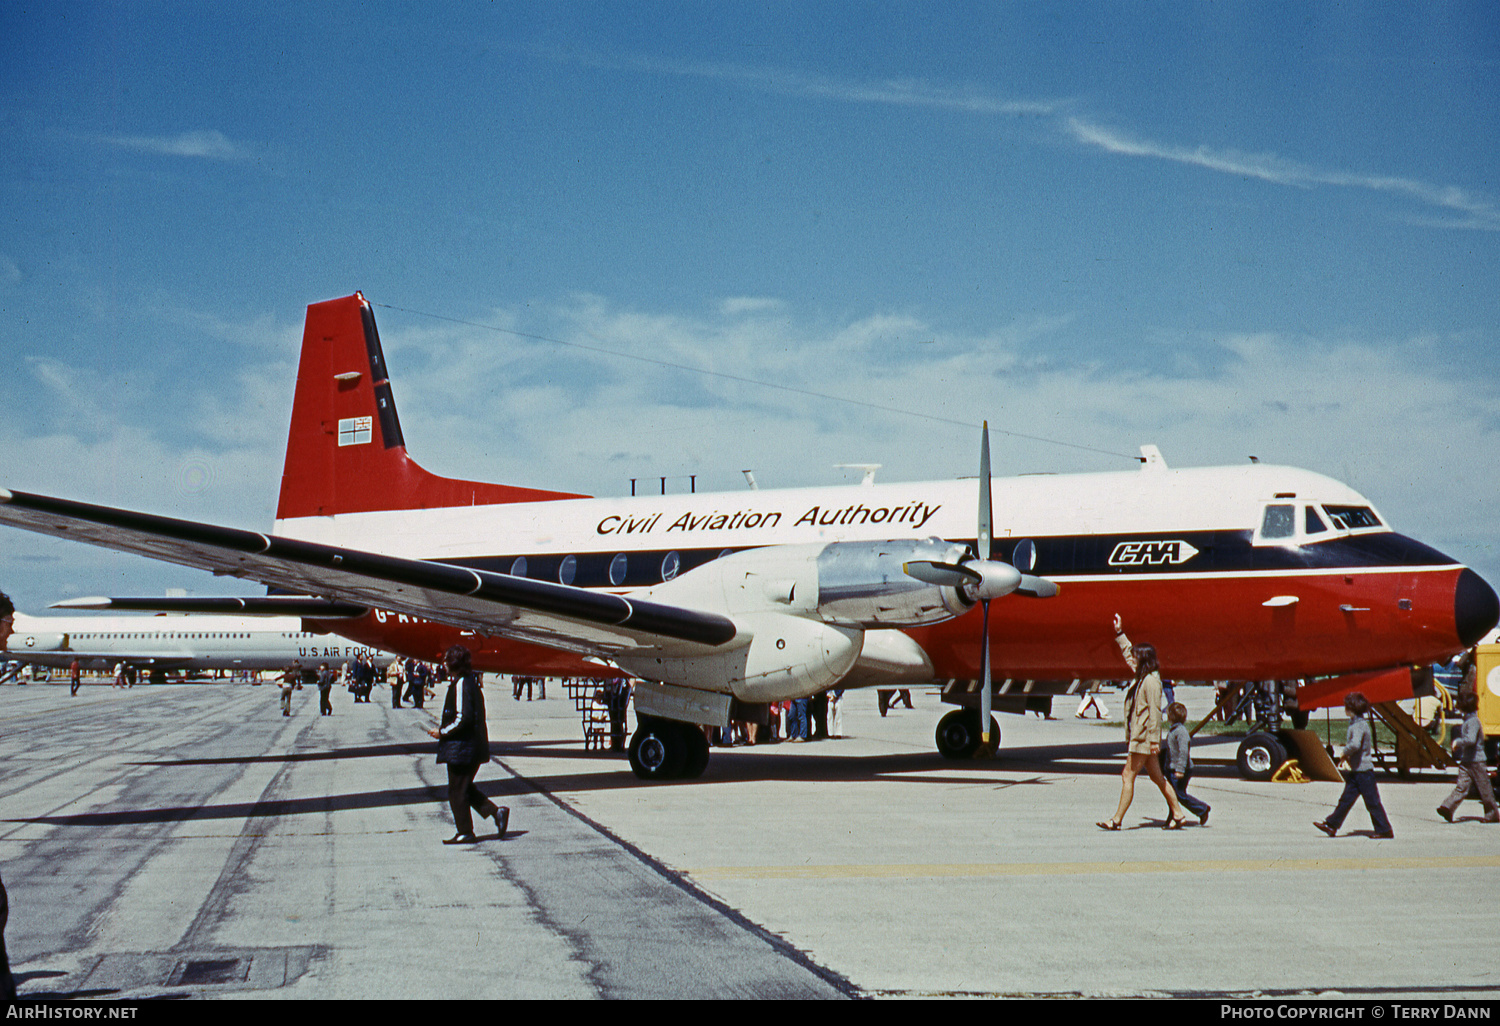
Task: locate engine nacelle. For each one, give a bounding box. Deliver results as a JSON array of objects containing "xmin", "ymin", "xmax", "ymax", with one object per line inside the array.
[
  {"xmin": 637, "ymin": 537, "xmax": 976, "ymax": 631},
  {"xmin": 814, "ymin": 538, "xmax": 974, "ymax": 627},
  {"xmin": 616, "ymin": 611, "xmax": 864, "ymax": 704},
  {"xmin": 7, "ymin": 632, "xmax": 67, "ymax": 652}
]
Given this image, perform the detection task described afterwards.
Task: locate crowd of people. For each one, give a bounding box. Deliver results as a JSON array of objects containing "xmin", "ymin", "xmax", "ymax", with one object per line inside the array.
[
  {"xmin": 694, "ymin": 688, "xmax": 849, "ymax": 747},
  {"xmin": 276, "ymin": 654, "xmax": 448, "ymax": 716}
]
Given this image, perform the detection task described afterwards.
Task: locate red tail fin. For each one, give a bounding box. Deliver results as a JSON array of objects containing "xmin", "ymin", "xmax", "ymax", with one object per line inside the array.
[{"xmin": 275, "ymin": 293, "xmax": 584, "ymax": 521}]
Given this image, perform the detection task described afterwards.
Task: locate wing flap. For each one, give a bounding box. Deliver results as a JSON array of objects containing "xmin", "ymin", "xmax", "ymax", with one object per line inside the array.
[{"xmin": 0, "ymin": 488, "xmax": 737, "ymax": 654}]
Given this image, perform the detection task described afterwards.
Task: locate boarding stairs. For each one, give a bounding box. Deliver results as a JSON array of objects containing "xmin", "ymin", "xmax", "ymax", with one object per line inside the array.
[{"xmin": 564, "ymin": 678, "xmax": 614, "ymax": 751}]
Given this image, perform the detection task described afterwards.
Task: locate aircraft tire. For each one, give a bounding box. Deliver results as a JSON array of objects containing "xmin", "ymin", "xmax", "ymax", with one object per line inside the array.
[
  {"xmin": 935, "ymin": 710, "xmax": 999, "ymax": 760},
  {"xmin": 680, "ymin": 724, "xmax": 711, "ymax": 779},
  {"xmin": 1237, "ymin": 732, "xmax": 1287, "ymax": 782},
  {"xmin": 629, "ymin": 718, "xmax": 686, "ymax": 781}
]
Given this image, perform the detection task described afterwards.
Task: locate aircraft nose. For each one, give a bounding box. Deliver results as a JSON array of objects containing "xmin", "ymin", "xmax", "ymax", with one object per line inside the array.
[{"xmin": 1456, "ymin": 568, "xmax": 1500, "ymax": 648}]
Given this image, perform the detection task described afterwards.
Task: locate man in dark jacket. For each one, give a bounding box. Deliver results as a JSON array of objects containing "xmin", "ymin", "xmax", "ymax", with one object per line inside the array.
[
  {"xmin": 316, "ymin": 663, "xmax": 335, "ymax": 716},
  {"xmin": 426, "ymin": 645, "xmax": 508, "ymax": 844},
  {"xmin": 0, "ymin": 591, "xmax": 16, "ymax": 999}
]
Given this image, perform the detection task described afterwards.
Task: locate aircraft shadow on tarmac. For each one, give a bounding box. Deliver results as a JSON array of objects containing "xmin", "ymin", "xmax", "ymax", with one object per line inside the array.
[
  {"xmin": 488, "ymin": 732, "xmax": 1252, "ymax": 796},
  {"xmin": 4, "ymin": 784, "xmax": 483, "ymax": 828},
  {"xmin": 124, "ymin": 739, "xmax": 438, "ymax": 767},
  {"xmin": 3, "ymin": 735, "xmax": 1253, "ymax": 828}
]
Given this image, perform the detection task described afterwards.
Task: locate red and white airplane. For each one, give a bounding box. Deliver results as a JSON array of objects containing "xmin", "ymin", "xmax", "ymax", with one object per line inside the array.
[{"xmin": 1, "ymin": 293, "xmax": 1495, "ymax": 779}]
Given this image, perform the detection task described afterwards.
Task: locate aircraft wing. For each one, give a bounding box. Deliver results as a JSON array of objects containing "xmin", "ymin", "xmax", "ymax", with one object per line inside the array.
[{"xmin": 0, "ymin": 488, "xmax": 738, "ymax": 657}]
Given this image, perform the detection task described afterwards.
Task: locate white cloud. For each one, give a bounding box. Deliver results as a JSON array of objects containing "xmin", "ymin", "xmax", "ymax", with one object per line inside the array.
[
  {"xmin": 101, "ymin": 130, "xmax": 250, "ymax": 161},
  {"xmin": 719, "ymin": 297, "xmax": 784, "ymax": 318},
  {"xmin": 559, "ymin": 47, "xmax": 1498, "ymax": 232},
  {"xmin": 1066, "ymin": 117, "xmax": 1500, "ymax": 231},
  {"xmin": 553, "ymin": 48, "xmax": 1065, "ymax": 117}
]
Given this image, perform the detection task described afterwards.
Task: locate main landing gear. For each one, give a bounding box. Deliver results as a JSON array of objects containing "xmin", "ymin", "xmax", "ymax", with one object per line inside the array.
[
  {"xmin": 935, "ymin": 709, "xmax": 1001, "ymax": 760},
  {"xmin": 1235, "ymin": 731, "xmax": 1288, "ymax": 783},
  {"xmin": 627, "ymin": 716, "xmax": 711, "ymax": 781}
]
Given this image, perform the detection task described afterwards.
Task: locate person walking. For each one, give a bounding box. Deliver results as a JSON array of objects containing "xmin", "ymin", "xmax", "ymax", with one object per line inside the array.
[
  {"xmin": 1164, "ymin": 702, "xmax": 1210, "ymax": 825},
  {"xmin": 828, "ymin": 687, "xmax": 845, "ymax": 739},
  {"xmin": 1076, "ymin": 688, "xmax": 1109, "ymax": 719},
  {"xmin": 280, "ymin": 663, "xmax": 299, "ymax": 717},
  {"xmin": 787, "ymin": 696, "xmax": 810, "ymax": 742},
  {"xmin": 1098, "ymin": 614, "xmax": 1190, "ymax": 830},
  {"xmin": 0, "ymin": 869, "xmax": 14, "ymax": 1001},
  {"xmin": 1315, "ymin": 692, "xmax": 1394, "ymax": 838},
  {"xmin": 603, "ymin": 677, "xmax": 631, "ymax": 753},
  {"xmin": 425, "ymin": 645, "xmax": 508, "ymax": 844},
  {"xmin": 69, "ymin": 658, "xmax": 81, "ymax": 697},
  {"xmin": 317, "ymin": 663, "xmax": 334, "ymax": 716},
  {"xmin": 1437, "ymin": 691, "xmax": 1499, "ymax": 823}
]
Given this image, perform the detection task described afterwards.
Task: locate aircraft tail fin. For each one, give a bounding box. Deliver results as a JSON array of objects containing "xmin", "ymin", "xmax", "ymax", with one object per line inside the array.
[{"xmin": 275, "ymin": 293, "xmax": 583, "ymax": 522}]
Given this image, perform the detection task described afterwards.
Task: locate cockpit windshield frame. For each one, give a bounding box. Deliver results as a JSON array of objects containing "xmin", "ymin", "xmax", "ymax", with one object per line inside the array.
[
  {"xmin": 1254, "ymin": 501, "xmax": 1385, "ymax": 546},
  {"xmin": 1323, "ymin": 505, "xmax": 1383, "ymax": 531}
]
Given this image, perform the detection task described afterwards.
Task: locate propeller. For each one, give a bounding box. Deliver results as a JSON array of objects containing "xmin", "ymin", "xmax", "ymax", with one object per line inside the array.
[
  {"xmin": 976, "ymin": 422, "xmax": 996, "ymax": 756},
  {"xmin": 902, "ymin": 421, "xmax": 1059, "ymax": 757}
]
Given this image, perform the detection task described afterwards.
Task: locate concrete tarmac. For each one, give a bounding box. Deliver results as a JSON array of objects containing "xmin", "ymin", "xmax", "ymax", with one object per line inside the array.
[{"xmin": 1, "ymin": 681, "xmax": 1497, "ymax": 1000}]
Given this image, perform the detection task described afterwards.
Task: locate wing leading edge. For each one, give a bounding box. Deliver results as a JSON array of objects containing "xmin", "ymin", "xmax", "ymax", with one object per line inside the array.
[{"xmin": 0, "ymin": 488, "xmax": 737, "ymax": 657}]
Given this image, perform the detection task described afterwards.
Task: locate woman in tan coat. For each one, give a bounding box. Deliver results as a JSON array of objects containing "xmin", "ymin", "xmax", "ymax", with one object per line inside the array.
[{"xmin": 1098, "ymin": 614, "xmax": 1190, "ymax": 830}]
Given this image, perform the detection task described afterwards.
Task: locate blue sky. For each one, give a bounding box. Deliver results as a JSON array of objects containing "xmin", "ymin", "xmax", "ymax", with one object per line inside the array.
[{"xmin": 1, "ymin": 2, "xmax": 1497, "ymax": 611}]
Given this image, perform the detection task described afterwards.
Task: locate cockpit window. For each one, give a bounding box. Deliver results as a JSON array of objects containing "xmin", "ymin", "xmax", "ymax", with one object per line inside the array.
[
  {"xmin": 1305, "ymin": 506, "xmax": 1328, "ymax": 535},
  {"xmin": 1324, "ymin": 505, "xmax": 1382, "ymax": 530},
  {"xmin": 1261, "ymin": 504, "xmax": 1296, "ymax": 540}
]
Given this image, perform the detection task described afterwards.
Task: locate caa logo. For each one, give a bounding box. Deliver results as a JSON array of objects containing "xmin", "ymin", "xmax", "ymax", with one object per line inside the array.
[{"xmin": 1108, "ymin": 540, "xmax": 1200, "ymax": 567}]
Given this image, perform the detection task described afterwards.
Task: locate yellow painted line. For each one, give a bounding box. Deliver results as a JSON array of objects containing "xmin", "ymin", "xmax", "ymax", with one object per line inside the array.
[{"xmin": 684, "ymin": 855, "xmax": 1500, "ymax": 881}]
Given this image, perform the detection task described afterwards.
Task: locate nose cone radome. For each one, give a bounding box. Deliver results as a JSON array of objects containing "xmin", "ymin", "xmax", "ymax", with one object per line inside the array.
[{"xmin": 1456, "ymin": 569, "xmax": 1500, "ymax": 648}]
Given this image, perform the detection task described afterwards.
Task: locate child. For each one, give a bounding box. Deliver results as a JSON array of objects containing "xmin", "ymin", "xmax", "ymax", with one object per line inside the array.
[
  {"xmin": 1437, "ymin": 691, "xmax": 1499, "ymax": 823},
  {"xmin": 1315, "ymin": 692, "xmax": 1393, "ymax": 838},
  {"xmin": 1164, "ymin": 702, "xmax": 1211, "ymax": 825}
]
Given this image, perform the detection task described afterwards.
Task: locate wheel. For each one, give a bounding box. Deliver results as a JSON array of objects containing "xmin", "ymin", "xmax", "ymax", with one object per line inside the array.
[
  {"xmin": 628, "ymin": 718, "xmax": 686, "ymax": 780},
  {"xmin": 1237, "ymin": 732, "xmax": 1287, "ymax": 782},
  {"xmin": 681, "ymin": 724, "xmax": 711, "ymax": 779},
  {"xmin": 935, "ymin": 710, "xmax": 999, "ymax": 760}
]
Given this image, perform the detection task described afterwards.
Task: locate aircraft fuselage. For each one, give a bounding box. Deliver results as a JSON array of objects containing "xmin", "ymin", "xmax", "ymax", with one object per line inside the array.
[{"xmin": 289, "ymin": 463, "xmax": 1493, "ymax": 685}]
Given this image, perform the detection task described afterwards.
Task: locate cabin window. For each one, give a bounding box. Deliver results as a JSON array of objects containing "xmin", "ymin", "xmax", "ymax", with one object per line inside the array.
[
  {"xmin": 661, "ymin": 551, "xmax": 681, "ymax": 582},
  {"xmin": 1011, "ymin": 539, "xmax": 1038, "ymax": 572},
  {"xmin": 1260, "ymin": 504, "xmax": 1295, "ymax": 540},
  {"xmin": 1305, "ymin": 506, "xmax": 1328, "ymax": 534},
  {"xmin": 559, "ymin": 555, "xmax": 577, "ymax": 586},
  {"xmin": 609, "ymin": 553, "xmax": 628, "ymax": 586},
  {"xmin": 510, "ymin": 556, "xmax": 528, "ymax": 578}
]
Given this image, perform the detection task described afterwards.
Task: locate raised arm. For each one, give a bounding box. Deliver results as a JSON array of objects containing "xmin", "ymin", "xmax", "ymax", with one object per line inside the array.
[{"xmin": 1112, "ymin": 614, "xmax": 1138, "ymax": 674}]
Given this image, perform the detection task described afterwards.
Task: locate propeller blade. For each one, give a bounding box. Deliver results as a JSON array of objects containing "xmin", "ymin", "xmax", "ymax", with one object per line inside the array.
[
  {"xmin": 978, "ymin": 597, "xmax": 993, "ymax": 750},
  {"xmin": 1016, "ymin": 575, "xmax": 1060, "ymax": 599},
  {"xmin": 978, "ymin": 422, "xmax": 993, "ymax": 562},
  {"xmin": 903, "ymin": 560, "xmax": 980, "ymax": 587}
]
